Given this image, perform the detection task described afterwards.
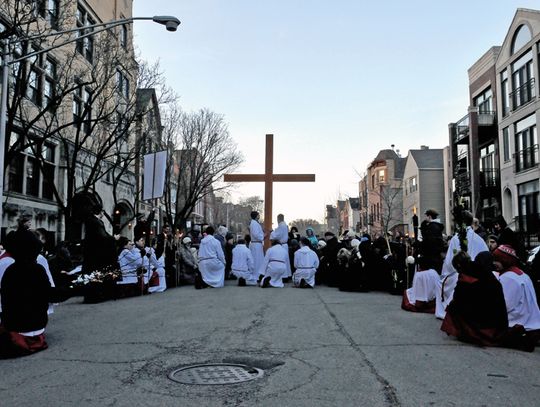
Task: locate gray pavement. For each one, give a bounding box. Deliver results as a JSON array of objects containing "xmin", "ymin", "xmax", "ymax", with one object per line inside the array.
[{"xmin": 2, "ymin": 282, "xmax": 540, "ymax": 407}]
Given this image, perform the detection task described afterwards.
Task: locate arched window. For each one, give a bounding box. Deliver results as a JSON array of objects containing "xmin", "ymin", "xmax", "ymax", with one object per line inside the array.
[{"xmin": 511, "ymin": 24, "xmax": 532, "ymax": 55}]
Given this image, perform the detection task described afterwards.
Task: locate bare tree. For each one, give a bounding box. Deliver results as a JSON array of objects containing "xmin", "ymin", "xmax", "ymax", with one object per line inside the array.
[
  {"xmin": 238, "ymin": 196, "xmax": 263, "ymax": 213},
  {"xmin": 172, "ymin": 108, "xmax": 243, "ymax": 228},
  {"xmin": 289, "ymin": 218, "xmax": 322, "ymax": 235},
  {"xmin": 1, "ymin": 2, "xmax": 173, "ymax": 239},
  {"xmin": 374, "ymin": 181, "xmax": 404, "ymax": 239}
]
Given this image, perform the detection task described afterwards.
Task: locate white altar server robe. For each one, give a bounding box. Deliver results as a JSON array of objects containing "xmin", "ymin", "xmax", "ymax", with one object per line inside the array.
[
  {"xmin": 293, "ymin": 246, "xmax": 319, "ymax": 287},
  {"xmin": 250, "ymin": 219, "xmax": 265, "ymax": 276},
  {"xmin": 435, "ymin": 227, "xmax": 488, "ymax": 319},
  {"xmin": 261, "ymin": 244, "xmax": 288, "ymax": 287},
  {"xmin": 270, "ymin": 221, "xmax": 291, "ymax": 277},
  {"xmin": 198, "ymin": 235, "xmax": 226, "ymax": 288},
  {"xmin": 231, "ymin": 244, "xmax": 257, "ymax": 285},
  {"xmin": 500, "ymin": 270, "xmax": 540, "ymax": 331}
]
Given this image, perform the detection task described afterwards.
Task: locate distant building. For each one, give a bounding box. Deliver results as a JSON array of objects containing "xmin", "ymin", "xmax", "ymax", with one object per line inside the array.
[{"xmin": 402, "ymin": 147, "xmax": 445, "ymax": 237}]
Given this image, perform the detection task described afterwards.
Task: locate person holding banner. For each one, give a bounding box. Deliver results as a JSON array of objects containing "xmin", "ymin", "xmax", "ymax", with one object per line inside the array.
[{"xmin": 196, "ymin": 226, "xmax": 226, "ymax": 289}]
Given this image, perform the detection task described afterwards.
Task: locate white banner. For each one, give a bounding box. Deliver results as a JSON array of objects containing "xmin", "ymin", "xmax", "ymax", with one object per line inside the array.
[{"xmin": 143, "ymin": 151, "xmax": 167, "ymax": 200}]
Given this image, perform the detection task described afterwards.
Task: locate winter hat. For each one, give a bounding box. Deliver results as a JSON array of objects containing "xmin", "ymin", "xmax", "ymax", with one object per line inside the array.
[{"xmin": 493, "ymin": 244, "xmax": 519, "ymax": 268}]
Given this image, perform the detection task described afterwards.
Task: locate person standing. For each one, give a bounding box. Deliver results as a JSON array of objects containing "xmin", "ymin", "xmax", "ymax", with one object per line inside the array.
[
  {"xmin": 249, "ymin": 211, "xmax": 265, "ymax": 279},
  {"xmin": 419, "ymin": 209, "xmax": 445, "ymax": 272},
  {"xmin": 270, "ymin": 214, "xmax": 291, "ymax": 279},
  {"xmin": 231, "ymin": 238, "xmax": 256, "ymax": 286},
  {"xmin": 81, "ymin": 204, "xmax": 118, "ymax": 275},
  {"xmin": 196, "ymin": 226, "xmax": 225, "ymax": 289},
  {"xmin": 293, "ymin": 237, "xmax": 319, "ymax": 288},
  {"xmin": 155, "ymin": 224, "xmax": 176, "ymax": 288}
]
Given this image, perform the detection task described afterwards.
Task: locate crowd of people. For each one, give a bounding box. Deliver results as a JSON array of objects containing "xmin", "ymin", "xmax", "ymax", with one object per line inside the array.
[{"xmin": 1, "ymin": 204, "xmax": 540, "ymax": 358}]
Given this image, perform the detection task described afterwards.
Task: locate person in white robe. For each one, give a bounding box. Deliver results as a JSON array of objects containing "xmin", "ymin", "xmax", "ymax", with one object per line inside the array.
[
  {"xmin": 117, "ymin": 239, "xmax": 143, "ymax": 286},
  {"xmin": 231, "ymin": 238, "xmax": 257, "ymax": 286},
  {"xmin": 435, "ymin": 211, "xmax": 488, "ymax": 319},
  {"xmin": 249, "ymin": 211, "xmax": 265, "ymax": 280},
  {"xmin": 402, "ymin": 256, "xmax": 439, "ymax": 313},
  {"xmin": 148, "ymin": 253, "xmax": 167, "ymax": 293},
  {"xmin": 270, "ymin": 214, "xmax": 291, "ymax": 278},
  {"xmin": 293, "ymin": 237, "xmax": 319, "ymax": 288},
  {"xmin": 197, "ymin": 226, "xmax": 226, "ymax": 288},
  {"xmin": 494, "ymin": 244, "xmax": 540, "ymax": 339},
  {"xmin": 260, "ymin": 239, "xmax": 288, "ymax": 288}
]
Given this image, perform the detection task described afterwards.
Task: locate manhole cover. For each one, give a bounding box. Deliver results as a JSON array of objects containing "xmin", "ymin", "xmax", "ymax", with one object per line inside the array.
[{"xmin": 168, "ymin": 363, "xmax": 264, "ymax": 385}]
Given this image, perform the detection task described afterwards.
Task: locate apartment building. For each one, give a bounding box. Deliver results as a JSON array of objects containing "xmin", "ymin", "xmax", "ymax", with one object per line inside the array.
[
  {"xmin": 496, "ymin": 8, "xmax": 540, "ymax": 247},
  {"xmin": 0, "ymin": 0, "xmax": 161, "ymax": 243}
]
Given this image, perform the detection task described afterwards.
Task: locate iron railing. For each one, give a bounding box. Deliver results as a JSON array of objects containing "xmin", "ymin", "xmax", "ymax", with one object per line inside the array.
[
  {"xmin": 479, "ymin": 169, "xmax": 499, "ymax": 188},
  {"xmin": 514, "ymin": 144, "xmax": 539, "ymax": 173},
  {"xmin": 510, "ymin": 78, "xmax": 536, "ymax": 111}
]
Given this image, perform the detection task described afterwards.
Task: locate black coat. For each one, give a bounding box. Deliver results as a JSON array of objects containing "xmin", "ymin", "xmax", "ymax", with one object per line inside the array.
[{"xmin": 82, "ymin": 216, "xmax": 118, "ymax": 273}]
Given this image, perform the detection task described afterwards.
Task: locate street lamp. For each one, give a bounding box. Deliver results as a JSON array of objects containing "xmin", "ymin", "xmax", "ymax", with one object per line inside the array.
[{"xmin": 0, "ymin": 15, "xmax": 180, "ymax": 231}]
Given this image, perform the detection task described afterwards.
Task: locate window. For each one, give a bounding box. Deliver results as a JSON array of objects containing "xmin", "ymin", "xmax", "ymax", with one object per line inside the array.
[
  {"xmin": 480, "ymin": 144, "xmax": 496, "ymax": 187},
  {"xmin": 76, "ymin": 5, "xmax": 95, "ymax": 63},
  {"xmin": 501, "ymin": 70, "xmax": 509, "ymax": 117},
  {"xmin": 73, "ymin": 81, "xmax": 93, "ymax": 134},
  {"xmin": 503, "ymin": 127, "xmax": 510, "ymax": 162},
  {"xmin": 409, "ymin": 176, "xmax": 417, "ymax": 193},
  {"xmin": 120, "ymin": 24, "xmax": 128, "ymax": 48},
  {"xmin": 514, "ymin": 115, "xmax": 538, "ymax": 172},
  {"xmin": 26, "ymin": 156, "xmax": 40, "ymax": 197},
  {"xmin": 116, "ymin": 69, "xmax": 129, "ymax": 99},
  {"xmin": 378, "ymin": 169, "xmax": 385, "ymax": 183},
  {"xmin": 474, "ymin": 88, "xmax": 493, "ymax": 113},
  {"xmin": 36, "ymin": 0, "xmax": 59, "ymax": 29},
  {"xmin": 510, "ymin": 50, "xmax": 535, "ymax": 111},
  {"xmin": 43, "ymin": 57, "xmax": 57, "ymax": 107},
  {"xmin": 512, "ymin": 25, "xmax": 532, "ymax": 55},
  {"xmin": 27, "ymin": 68, "xmax": 41, "ymax": 105},
  {"xmin": 41, "ymin": 144, "xmax": 56, "ymax": 200},
  {"xmin": 517, "ymin": 180, "xmax": 539, "ymax": 233},
  {"xmin": 8, "ymin": 133, "xmax": 24, "ymax": 194}
]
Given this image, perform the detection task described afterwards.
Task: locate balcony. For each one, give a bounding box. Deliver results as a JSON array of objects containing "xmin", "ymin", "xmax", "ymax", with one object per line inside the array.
[
  {"xmin": 480, "ymin": 169, "xmax": 499, "ymax": 188},
  {"xmin": 510, "ymin": 78, "xmax": 536, "ymax": 112},
  {"xmin": 455, "ymin": 171, "xmax": 471, "ymax": 194},
  {"xmin": 453, "ymin": 114, "xmax": 469, "ymax": 143},
  {"xmin": 514, "ymin": 144, "xmax": 539, "ymax": 173},
  {"xmin": 478, "ymin": 111, "xmax": 496, "ymax": 126}
]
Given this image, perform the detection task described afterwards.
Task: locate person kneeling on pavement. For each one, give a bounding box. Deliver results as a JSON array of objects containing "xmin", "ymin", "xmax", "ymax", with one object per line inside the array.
[
  {"xmin": 260, "ymin": 239, "xmax": 288, "ymax": 288},
  {"xmin": 293, "ymin": 237, "xmax": 319, "ymax": 288}
]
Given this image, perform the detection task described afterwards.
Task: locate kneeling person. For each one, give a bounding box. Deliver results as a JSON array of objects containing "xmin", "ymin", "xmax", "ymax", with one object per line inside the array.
[
  {"xmin": 402, "ymin": 256, "xmax": 439, "ymax": 313},
  {"xmin": 197, "ymin": 226, "xmax": 226, "ymax": 288},
  {"xmin": 231, "ymin": 238, "xmax": 257, "ymax": 286},
  {"xmin": 260, "ymin": 239, "xmax": 288, "ymax": 288},
  {"xmin": 293, "ymin": 237, "xmax": 319, "ymax": 288}
]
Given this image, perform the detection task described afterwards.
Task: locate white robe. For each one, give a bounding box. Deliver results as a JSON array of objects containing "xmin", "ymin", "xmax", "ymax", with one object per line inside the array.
[
  {"xmin": 261, "ymin": 244, "xmax": 288, "ymax": 287},
  {"xmin": 293, "ymin": 245, "xmax": 319, "ymax": 287},
  {"xmin": 37, "ymin": 254, "xmax": 56, "ymax": 315},
  {"xmin": 117, "ymin": 247, "xmax": 143, "ymax": 285},
  {"xmin": 435, "ymin": 227, "xmax": 488, "ymax": 319},
  {"xmin": 250, "ymin": 219, "xmax": 265, "ymax": 277},
  {"xmin": 148, "ymin": 255, "xmax": 167, "ymax": 293},
  {"xmin": 198, "ymin": 235, "xmax": 225, "ymax": 288},
  {"xmin": 499, "ymin": 271, "xmax": 540, "ymax": 331},
  {"xmin": 231, "ymin": 244, "xmax": 257, "ymax": 285},
  {"xmin": 270, "ymin": 221, "xmax": 291, "ymax": 277},
  {"xmin": 404, "ymin": 268, "xmax": 439, "ymax": 305},
  {"xmin": 0, "ymin": 256, "xmax": 15, "ymax": 314}
]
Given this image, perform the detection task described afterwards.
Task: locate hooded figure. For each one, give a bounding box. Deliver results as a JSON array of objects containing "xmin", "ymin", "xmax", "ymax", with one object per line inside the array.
[
  {"xmin": 305, "ymin": 227, "xmax": 318, "ymax": 249},
  {"xmin": 177, "ymin": 237, "xmax": 199, "ymax": 285},
  {"xmin": 0, "ymin": 230, "xmax": 70, "ymax": 358}
]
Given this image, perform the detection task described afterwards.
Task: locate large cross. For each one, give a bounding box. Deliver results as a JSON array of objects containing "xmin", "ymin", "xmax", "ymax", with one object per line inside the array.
[{"xmin": 224, "ymin": 134, "xmax": 316, "ymax": 249}]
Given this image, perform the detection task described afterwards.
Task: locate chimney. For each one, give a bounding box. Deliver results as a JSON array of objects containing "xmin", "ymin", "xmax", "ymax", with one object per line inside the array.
[{"xmin": 420, "ymin": 145, "xmax": 429, "ymax": 150}]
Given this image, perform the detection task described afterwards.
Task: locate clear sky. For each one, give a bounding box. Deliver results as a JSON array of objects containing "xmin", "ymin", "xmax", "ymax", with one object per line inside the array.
[{"xmin": 133, "ymin": 1, "xmax": 539, "ymax": 227}]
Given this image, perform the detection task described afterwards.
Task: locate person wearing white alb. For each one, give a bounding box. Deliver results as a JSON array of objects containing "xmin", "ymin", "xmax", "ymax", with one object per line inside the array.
[
  {"xmin": 293, "ymin": 237, "xmax": 319, "ymax": 288},
  {"xmin": 260, "ymin": 239, "xmax": 288, "ymax": 288},
  {"xmin": 435, "ymin": 210, "xmax": 488, "ymax": 319},
  {"xmin": 197, "ymin": 226, "xmax": 226, "ymax": 288},
  {"xmin": 269, "ymin": 214, "xmax": 291, "ymax": 278},
  {"xmin": 249, "ymin": 211, "xmax": 265, "ymax": 280},
  {"xmin": 231, "ymin": 238, "xmax": 257, "ymax": 286}
]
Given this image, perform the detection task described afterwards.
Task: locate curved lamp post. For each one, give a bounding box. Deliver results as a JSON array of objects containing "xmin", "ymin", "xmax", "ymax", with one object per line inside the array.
[{"xmin": 0, "ymin": 15, "xmax": 180, "ymax": 230}]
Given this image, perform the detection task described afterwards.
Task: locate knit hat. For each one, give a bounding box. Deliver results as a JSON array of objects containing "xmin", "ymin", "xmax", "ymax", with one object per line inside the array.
[
  {"xmin": 350, "ymin": 238, "xmax": 360, "ymax": 249},
  {"xmin": 182, "ymin": 237, "xmax": 192, "ymax": 245},
  {"xmin": 493, "ymin": 244, "xmax": 519, "ymax": 268}
]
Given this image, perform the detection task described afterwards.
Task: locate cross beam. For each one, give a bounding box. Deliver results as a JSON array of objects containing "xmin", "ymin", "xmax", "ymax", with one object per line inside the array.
[{"xmin": 224, "ymin": 134, "xmax": 315, "ymax": 248}]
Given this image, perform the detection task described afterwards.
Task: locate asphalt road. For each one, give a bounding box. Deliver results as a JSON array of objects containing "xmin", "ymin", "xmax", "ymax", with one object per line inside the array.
[{"xmin": 2, "ymin": 282, "xmax": 540, "ymax": 407}]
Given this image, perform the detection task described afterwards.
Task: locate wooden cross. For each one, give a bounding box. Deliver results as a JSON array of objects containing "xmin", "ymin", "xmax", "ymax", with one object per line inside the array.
[{"xmin": 224, "ymin": 134, "xmax": 316, "ymax": 249}]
